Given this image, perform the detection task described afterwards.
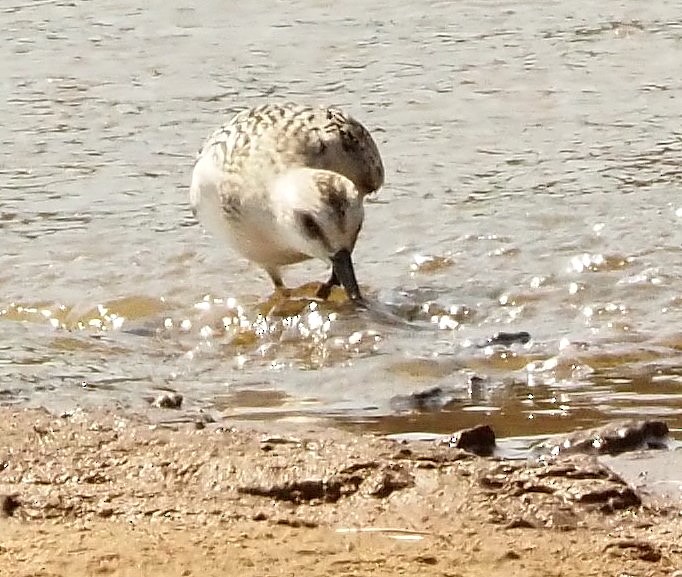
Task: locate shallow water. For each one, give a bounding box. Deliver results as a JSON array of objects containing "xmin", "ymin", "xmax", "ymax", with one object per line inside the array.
[{"xmin": 2, "ymin": 0, "xmax": 681, "ymax": 439}]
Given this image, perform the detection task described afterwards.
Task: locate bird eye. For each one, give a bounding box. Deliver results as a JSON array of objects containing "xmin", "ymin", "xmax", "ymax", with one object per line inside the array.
[{"xmin": 295, "ymin": 211, "xmax": 330, "ymax": 250}]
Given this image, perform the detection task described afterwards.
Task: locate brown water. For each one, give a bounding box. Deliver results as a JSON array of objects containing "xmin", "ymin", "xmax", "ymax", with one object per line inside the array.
[{"xmin": 2, "ymin": 0, "xmax": 681, "ymax": 440}]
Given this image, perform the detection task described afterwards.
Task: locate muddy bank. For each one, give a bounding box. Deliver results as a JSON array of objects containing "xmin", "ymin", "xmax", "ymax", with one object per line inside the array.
[{"xmin": 0, "ymin": 408, "xmax": 681, "ymax": 577}]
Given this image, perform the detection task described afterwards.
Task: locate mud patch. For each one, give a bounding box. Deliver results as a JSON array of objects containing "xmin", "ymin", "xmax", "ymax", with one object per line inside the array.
[{"xmin": 0, "ymin": 408, "xmax": 680, "ymax": 577}]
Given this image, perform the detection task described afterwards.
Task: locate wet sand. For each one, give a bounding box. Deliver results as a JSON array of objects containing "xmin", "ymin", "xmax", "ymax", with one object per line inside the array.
[{"xmin": 1, "ymin": 407, "xmax": 680, "ymax": 576}]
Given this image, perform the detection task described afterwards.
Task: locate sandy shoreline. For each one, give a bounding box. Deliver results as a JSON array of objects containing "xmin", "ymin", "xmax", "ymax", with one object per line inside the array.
[{"xmin": 1, "ymin": 407, "xmax": 680, "ymax": 576}]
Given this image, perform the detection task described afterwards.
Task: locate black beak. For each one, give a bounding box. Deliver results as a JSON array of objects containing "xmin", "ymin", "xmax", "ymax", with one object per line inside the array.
[{"xmin": 330, "ymin": 248, "xmax": 363, "ymax": 302}]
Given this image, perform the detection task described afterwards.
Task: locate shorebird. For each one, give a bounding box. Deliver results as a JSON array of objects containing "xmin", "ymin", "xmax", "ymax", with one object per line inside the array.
[{"xmin": 189, "ymin": 102, "xmax": 385, "ymax": 303}]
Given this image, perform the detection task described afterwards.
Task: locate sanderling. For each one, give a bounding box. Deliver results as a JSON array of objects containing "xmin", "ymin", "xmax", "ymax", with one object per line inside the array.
[{"xmin": 189, "ymin": 102, "xmax": 384, "ymax": 302}]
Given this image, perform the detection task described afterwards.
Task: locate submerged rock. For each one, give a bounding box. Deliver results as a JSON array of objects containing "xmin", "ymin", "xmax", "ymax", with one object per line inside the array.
[
  {"xmin": 478, "ymin": 331, "xmax": 531, "ymax": 347},
  {"xmin": 151, "ymin": 392, "xmax": 184, "ymax": 409},
  {"xmin": 535, "ymin": 420, "xmax": 670, "ymax": 457},
  {"xmin": 390, "ymin": 386, "xmax": 459, "ymax": 412},
  {"xmin": 442, "ymin": 425, "xmax": 496, "ymax": 457}
]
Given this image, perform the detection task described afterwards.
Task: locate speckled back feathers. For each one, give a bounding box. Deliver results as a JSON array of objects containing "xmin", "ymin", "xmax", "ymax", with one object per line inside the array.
[{"xmin": 197, "ymin": 102, "xmax": 384, "ymax": 196}]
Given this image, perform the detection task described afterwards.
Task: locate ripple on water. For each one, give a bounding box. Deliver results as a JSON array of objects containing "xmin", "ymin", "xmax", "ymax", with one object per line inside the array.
[
  {"xmin": 1, "ymin": 296, "xmax": 169, "ymax": 331},
  {"xmin": 2, "ymin": 281, "xmax": 682, "ymax": 439},
  {"xmin": 568, "ymin": 253, "xmax": 632, "ymax": 274},
  {"xmin": 2, "ymin": 0, "xmax": 682, "ymax": 440}
]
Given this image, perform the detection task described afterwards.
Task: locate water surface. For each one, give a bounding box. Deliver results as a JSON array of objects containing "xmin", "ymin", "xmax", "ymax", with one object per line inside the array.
[{"xmin": 2, "ymin": 0, "xmax": 681, "ymax": 439}]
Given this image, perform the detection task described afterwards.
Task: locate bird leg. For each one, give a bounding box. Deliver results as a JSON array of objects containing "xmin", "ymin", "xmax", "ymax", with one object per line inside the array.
[
  {"xmin": 266, "ymin": 268, "xmax": 292, "ymax": 298},
  {"xmin": 315, "ymin": 269, "xmax": 339, "ymax": 300}
]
